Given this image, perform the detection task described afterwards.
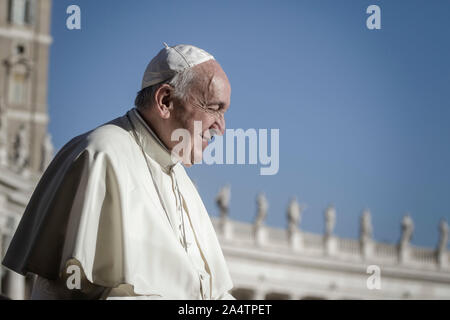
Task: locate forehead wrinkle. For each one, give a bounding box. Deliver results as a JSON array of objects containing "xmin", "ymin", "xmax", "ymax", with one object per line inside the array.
[
  {"xmin": 205, "ymin": 74, "xmax": 217, "ymax": 103},
  {"xmin": 186, "ymin": 60, "xmax": 230, "ymax": 112}
]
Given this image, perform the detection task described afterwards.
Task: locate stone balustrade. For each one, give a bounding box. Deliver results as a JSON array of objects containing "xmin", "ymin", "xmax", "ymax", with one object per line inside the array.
[{"xmin": 214, "ymin": 185, "xmax": 449, "ymax": 270}]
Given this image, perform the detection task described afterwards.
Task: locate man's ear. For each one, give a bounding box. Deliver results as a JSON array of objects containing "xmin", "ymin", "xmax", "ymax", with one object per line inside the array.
[{"xmin": 153, "ymin": 84, "xmax": 174, "ymax": 119}]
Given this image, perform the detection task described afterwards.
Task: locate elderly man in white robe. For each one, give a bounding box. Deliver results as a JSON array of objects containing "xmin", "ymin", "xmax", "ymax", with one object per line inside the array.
[{"xmin": 2, "ymin": 44, "xmax": 235, "ymax": 300}]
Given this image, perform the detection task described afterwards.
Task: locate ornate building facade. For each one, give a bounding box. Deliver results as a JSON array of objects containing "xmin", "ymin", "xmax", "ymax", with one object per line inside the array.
[
  {"xmin": 215, "ymin": 190, "xmax": 450, "ymax": 300},
  {"xmin": 0, "ymin": 0, "xmax": 53, "ymax": 299},
  {"xmin": 0, "ymin": 0, "xmax": 449, "ymax": 300}
]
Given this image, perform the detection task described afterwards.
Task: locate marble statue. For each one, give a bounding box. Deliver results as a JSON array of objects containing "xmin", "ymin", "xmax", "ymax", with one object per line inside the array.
[
  {"xmin": 287, "ymin": 197, "xmax": 305, "ymax": 234},
  {"xmin": 255, "ymin": 193, "xmax": 268, "ymax": 228},
  {"xmin": 324, "ymin": 205, "xmax": 336, "ymax": 237},
  {"xmin": 216, "ymin": 184, "xmax": 231, "ymax": 219},
  {"xmin": 400, "ymin": 214, "xmax": 414, "ymax": 247},
  {"xmin": 13, "ymin": 124, "xmax": 28, "ymax": 172},
  {"xmin": 438, "ymin": 219, "xmax": 448, "ymax": 252},
  {"xmin": 360, "ymin": 209, "xmax": 373, "ymax": 241}
]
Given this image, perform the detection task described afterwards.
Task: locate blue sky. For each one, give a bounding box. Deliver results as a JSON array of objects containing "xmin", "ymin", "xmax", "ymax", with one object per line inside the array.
[{"xmin": 48, "ymin": 0, "xmax": 450, "ymax": 248}]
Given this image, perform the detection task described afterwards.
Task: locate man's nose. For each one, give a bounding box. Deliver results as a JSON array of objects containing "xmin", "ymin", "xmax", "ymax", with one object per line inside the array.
[
  {"xmin": 211, "ymin": 115, "xmax": 225, "ymax": 136},
  {"xmin": 210, "ymin": 115, "xmax": 225, "ymax": 136}
]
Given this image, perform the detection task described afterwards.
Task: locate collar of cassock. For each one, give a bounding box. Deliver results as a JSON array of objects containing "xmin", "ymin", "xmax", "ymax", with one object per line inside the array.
[
  {"xmin": 127, "ymin": 108, "xmax": 181, "ymax": 173},
  {"xmin": 125, "ymin": 107, "xmax": 233, "ymax": 298}
]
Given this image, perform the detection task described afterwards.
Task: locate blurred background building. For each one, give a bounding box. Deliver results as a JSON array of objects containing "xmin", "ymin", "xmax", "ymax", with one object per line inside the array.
[
  {"xmin": 215, "ymin": 188, "xmax": 450, "ymax": 299},
  {"xmin": 0, "ymin": 0, "xmax": 449, "ymax": 300},
  {"xmin": 0, "ymin": 0, "xmax": 53, "ymax": 299}
]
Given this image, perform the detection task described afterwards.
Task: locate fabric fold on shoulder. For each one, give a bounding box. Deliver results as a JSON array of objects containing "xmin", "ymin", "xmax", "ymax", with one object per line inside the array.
[{"xmin": 2, "ymin": 137, "xmax": 126, "ymax": 288}]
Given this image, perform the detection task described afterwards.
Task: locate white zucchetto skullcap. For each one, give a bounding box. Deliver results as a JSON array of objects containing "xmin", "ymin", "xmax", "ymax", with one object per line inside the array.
[{"xmin": 141, "ymin": 43, "xmax": 215, "ymax": 89}]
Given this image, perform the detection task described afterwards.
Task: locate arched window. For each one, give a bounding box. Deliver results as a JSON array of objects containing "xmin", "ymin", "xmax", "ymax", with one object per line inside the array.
[
  {"xmin": 8, "ymin": 64, "xmax": 28, "ymax": 106},
  {"xmin": 8, "ymin": 0, "xmax": 34, "ymax": 26}
]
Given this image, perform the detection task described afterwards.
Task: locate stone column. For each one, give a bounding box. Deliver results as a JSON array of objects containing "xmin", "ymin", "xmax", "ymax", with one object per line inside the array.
[
  {"xmin": 2, "ymin": 213, "xmax": 26, "ymax": 299},
  {"xmin": 5, "ymin": 270, "xmax": 25, "ymax": 300},
  {"xmin": 288, "ymin": 231, "xmax": 303, "ymax": 251},
  {"xmin": 324, "ymin": 236, "xmax": 337, "ymax": 256},
  {"xmin": 0, "ymin": 232, "xmax": 3, "ymax": 294},
  {"xmin": 254, "ymin": 227, "xmax": 267, "ymax": 246},
  {"xmin": 437, "ymin": 251, "xmax": 448, "ymax": 269},
  {"xmin": 0, "ymin": 194, "xmax": 6, "ymax": 295},
  {"xmin": 219, "ymin": 217, "xmax": 233, "ymax": 241},
  {"xmin": 0, "ymin": 97, "xmax": 7, "ymax": 166},
  {"xmin": 0, "ymin": 60, "xmax": 11, "ymax": 167}
]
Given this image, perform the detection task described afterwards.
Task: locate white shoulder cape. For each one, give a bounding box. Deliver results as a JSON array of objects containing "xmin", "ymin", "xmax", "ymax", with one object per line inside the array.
[{"xmin": 2, "ymin": 109, "xmax": 233, "ymax": 299}]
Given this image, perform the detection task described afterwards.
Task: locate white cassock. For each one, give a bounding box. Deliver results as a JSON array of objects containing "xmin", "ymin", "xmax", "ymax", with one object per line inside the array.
[{"xmin": 2, "ymin": 108, "xmax": 234, "ymax": 300}]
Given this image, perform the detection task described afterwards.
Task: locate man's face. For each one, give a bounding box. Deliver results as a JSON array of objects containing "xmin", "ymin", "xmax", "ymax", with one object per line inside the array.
[{"xmin": 170, "ymin": 60, "xmax": 231, "ymax": 165}]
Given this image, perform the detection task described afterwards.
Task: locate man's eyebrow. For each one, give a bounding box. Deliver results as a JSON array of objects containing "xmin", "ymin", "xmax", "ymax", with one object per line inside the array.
[{"xmin": 207, "ymin": 101, "xmax": 226, "ymax": 107}]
